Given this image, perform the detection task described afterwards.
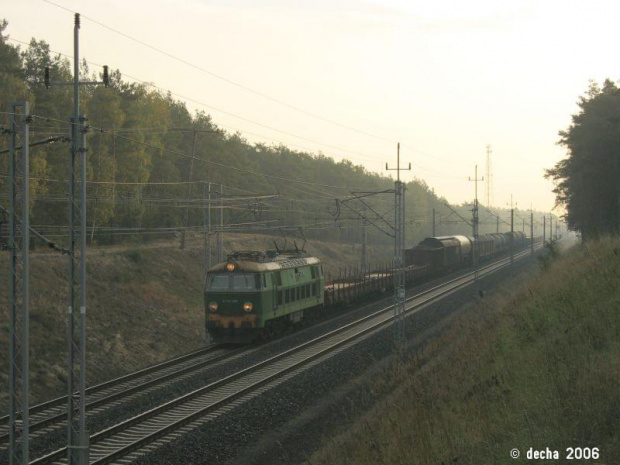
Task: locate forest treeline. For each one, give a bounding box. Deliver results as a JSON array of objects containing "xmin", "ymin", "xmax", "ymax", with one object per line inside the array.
[
  {"xmin": 0, "ymin": 20, "xmax": 537, "ymax": 249},
  {"xmin": 547, "ymin": 80, "xmax": 620, "ymax": 240}
]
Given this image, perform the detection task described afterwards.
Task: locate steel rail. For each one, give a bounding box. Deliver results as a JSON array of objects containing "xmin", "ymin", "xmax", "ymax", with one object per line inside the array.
[
  {"xmin": 0, "ymin": 344, "xmax": 243, "ymax": 445},
  {"xmin": 30, "ymin": 244, "xmax": 540, "ymax": 465}
]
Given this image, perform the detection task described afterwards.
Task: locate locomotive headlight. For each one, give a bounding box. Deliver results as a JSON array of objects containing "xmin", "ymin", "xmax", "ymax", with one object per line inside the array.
[
  {"xmin": 243, "ymin": 302, "xmax": 253, "ymax": 313},
  {"xmin": 208, "ymin": 301, "xmax": 218, "ymax": 312},
  {"xmin": 226, "ymin": 262, "xmax": 236, "ymax": 272}
]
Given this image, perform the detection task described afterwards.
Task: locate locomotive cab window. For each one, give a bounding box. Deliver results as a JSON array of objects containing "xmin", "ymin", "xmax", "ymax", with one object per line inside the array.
[
  {"xmin": 207, "ymin": 275, "xmax": 229, "ymax": 290},
  {"xmin": 207, "ymin": 273, "xmax": 260, "ymax": 290},
  {"xmin": 233, "ymin": 274, "xmax": 260, "ymax": 290}
]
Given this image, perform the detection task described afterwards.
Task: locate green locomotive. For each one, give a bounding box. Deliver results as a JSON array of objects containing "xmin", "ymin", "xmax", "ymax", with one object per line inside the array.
[{"xmin": 205, "ymin": 250, "xmax": 325, "ymax": 343}]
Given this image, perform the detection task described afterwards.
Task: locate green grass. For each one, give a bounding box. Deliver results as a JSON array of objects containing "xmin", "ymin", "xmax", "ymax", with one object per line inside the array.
[{"xmin": 309, "ymin": 237, "xmax": 620, "ymax": 464}]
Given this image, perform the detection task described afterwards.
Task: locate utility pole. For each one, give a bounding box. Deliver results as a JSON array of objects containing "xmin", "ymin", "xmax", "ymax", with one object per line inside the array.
[
  {"xmin": 468, "ymin": 165, "xmax": 484, "ymax": 282},
  {"xmin": 207, "ymin": 182, "xmax": 212, "ymax": 270},
  {"xmin": 202, "ymin": 181, "xmax": 211, "ymax": 290},
  {"xmin": 386, "ymin": 142, "xmax": 410, "ymax": 350},
  {"xmin": 543, "ymin": 215, "xmax": 546, "ymax": 244},
  {"xmin": 181, "ymin": 130, "xmax": 198, "ymax": 249},
  {"xmin": 530, "ymin": 209, "xmax": 534, "ymax": 255},
  {"xmin": 179, "ymin": 128, "xmax": 217, "ymax": 250},
  {"xmin": 549, "ymin": 214, "xmax": 553, "ymax": 242},
  {"xmin": 485, "ymin": 145, "xmax": 493, "ymax": 207},
  {"xmin": 361, "ymin": 202, "xmax": 368, "ymax": 271},
  {"xmin": 432, "ymin": 208, "xmax": 436, "ymax": 236},
  {"xmin": 508, "ymin": 195, "xmax": 515, "ymax": 265},
  {"xmin": 8, "ymin": 101, "xmax": 31, "ymax": 465},
  {"xmin": 218, "ymin": 183, "xmax": 224, "ymax": 262},
  {"xmin": 45, "ymin": 14, "xmax": 109, "ymax": 465},
  {"xmin": 511, "ymin": 209, "xmax": 514, "ymax": 264}
]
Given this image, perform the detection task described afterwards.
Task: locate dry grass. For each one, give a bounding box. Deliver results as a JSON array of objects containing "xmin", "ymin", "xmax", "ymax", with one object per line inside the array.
[
  {"xmin": 308, "ymin": 237, "xmax": 620, "ymax": 464},
  {"xmin": 0, "ymin": 232, "xmax": 391, "ymax": 405}
]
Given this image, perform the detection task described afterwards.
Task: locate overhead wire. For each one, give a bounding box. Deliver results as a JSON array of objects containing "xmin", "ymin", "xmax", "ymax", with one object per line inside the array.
[
  {"xmin": 3, "ymin": 26, "xmax": 500, "ymax": 241},
  {"xmin": 18, "ymin": 7, "xmax": 478, "ymax": 170},
  {"xmin": 8, "ymin": 111, "xmax": 368, "ymax": 196},
  {"xmin": 7, "ymin": 36, "xmax": 388, "ymax": 170},
  {"xmin": 41, "ymin": 0, "xmax": 396, "ymax": 145}
]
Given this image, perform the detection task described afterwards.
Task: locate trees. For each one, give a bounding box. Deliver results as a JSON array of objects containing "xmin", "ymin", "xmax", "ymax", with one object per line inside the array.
[
  {"xmin": 546, "ymin": 80, "xmax": 620, "ymax": 239},
  {"xmin": 1, "ymin": 19, "xmax": 478, "ymax": 247}
]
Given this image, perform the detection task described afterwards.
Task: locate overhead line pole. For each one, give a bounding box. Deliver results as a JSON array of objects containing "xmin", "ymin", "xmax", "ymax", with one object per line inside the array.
[
  {"xmin": 8, "ymin": 101, "xmax": 31, "ymax": 465},
  {"xmin": 485, "ymin": 145, "xmax": 493, "ymax": 207},
  {"xmin": 531, "ymin": 208, "xmax": 534, "ymax": 255},
  {"xmin": 386, "ymin": 142, "xmax": 411, "ymax": 351},
  {"xmin": 509, "ymin": 195, "xmax": 515, "ymax": 265},
  {"xmin": 69, "ymin": 15, "xmax": 88, "ymax": 464},
  {"xmin": 218, "ymin": 184, "xmax": 224, "ymax": 262},
  {"xmin": 45, "ymin": 14, "xmax": 110, "ymax": 465},
  {"xmin": 179, "ymin": 128, "xmax": 218, "ymax": 250},
  {"xmin": 361, "ymin": 202, "xmax": 368, "ymax": 271},
  {"xmin": 181, "ymin": 130, "xmax": 198, "ymax": 249},
  {"xmin": 468, "ymin": 165, "xmax": 484, "ymax": 283},
  {"xmin": 549, "ymin": 214, "xmax": 553, "ymax": 241}
]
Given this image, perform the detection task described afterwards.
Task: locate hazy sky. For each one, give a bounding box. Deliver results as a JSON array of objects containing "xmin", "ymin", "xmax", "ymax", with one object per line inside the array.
[{"xmin": 4, "ymin": 0, "xmax": 619, "ymax": 212}]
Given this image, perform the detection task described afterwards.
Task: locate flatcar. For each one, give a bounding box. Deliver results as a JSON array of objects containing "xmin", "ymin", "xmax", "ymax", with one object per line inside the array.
[
  {"xmin": 207, "ymin": 235, "xmax": 538, "ymax": 344},
  {"xmin": 205, "ymin": 250, "xmax": 325, "ymax": 343}
]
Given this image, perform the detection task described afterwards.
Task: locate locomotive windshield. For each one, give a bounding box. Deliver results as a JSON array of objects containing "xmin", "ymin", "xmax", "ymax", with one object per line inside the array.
[
  {"xmin": 208, "ymin": 275, "xmax": 229, "ymax": 290},
  {"xmin": 207, "ymin": 273, "xmax": 261, "ymax": 291}
]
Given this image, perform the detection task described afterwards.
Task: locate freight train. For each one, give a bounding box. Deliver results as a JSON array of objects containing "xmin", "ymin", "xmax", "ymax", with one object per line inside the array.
[
  {"xmin": 405, "ymin": 232, "xmax": 528, "ymax": 273},
  {"xmin": 205, "ymin": 232, "xmax": 534, "ymax": 343},
  {"xmin": 205, "ymin": 249, "xmax": 325, "ymax": 343}
]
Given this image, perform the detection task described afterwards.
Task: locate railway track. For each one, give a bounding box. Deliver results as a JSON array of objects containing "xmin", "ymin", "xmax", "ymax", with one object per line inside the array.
[
  {"xmin": 29, "ymin": 246, "xmax": 539, "ymax": 464},
  {"xmin": 0, "ymin": 344, "xmax": 247, "ymax": 450}
]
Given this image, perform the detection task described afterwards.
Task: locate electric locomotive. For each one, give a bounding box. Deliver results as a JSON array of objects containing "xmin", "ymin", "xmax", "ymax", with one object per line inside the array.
[{"xmin": 205, "ymin": 249, "xmax": 325, "ymax": 343}]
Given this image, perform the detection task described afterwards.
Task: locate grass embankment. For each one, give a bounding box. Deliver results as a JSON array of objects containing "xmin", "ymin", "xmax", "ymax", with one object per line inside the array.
[
  {"xmin": 309, "ymin": 237, "xmax": 620, "ymax": 464},
  {"xmin": 0, "ymin": 233, "xmax": 391, "ymax": 405}
]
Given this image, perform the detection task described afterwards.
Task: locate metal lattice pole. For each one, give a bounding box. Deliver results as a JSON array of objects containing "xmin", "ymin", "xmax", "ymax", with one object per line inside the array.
[
  {"xmin": 8, "ymin": 101, "xmax": 31, "ymax": 465},
  {"xmin": 361, "ymin": 202, "xmax": 368, "ymax": 272},
  {"xmin": 181, "ymin": 130, "xmax": 198, "ymax": 249},
  {"xmin": 531, "ymin": 210, "xmax": 534, "ymax": 255},
  {"xmin": 386, "ymin": 143, "xmax": 410, "ymax": 350},
  {"xmin": 67, "ymin": 15, "xmax": 89, "ymax": 465},
  {"xmin": 218, "ymin": 184, "xmax": 224, "ymax": 262},
  {"xmin": 207, "ymin": 182, "xmax": 212, "ymax": 270},
  {"xmin": 67, "ymin": 113, "xmax": 90, "ymax": 464},
  {"xmin": 393, "ymin": 179, "xmax": 406, "ymax": 347},
  {"xmin": 202, "ymin": 181, "xmax": 212, "ymax": 344},
  {"xmin": 43, "ymin": 14, "xmax": 109, "ymax": 464},
  {"xmin": 469, "ymin": 165, "xmax": 483, "ymax": 282},
  {"xmin": 510, "ymin": 208, "xmax": 514, "ymax": 264}
]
